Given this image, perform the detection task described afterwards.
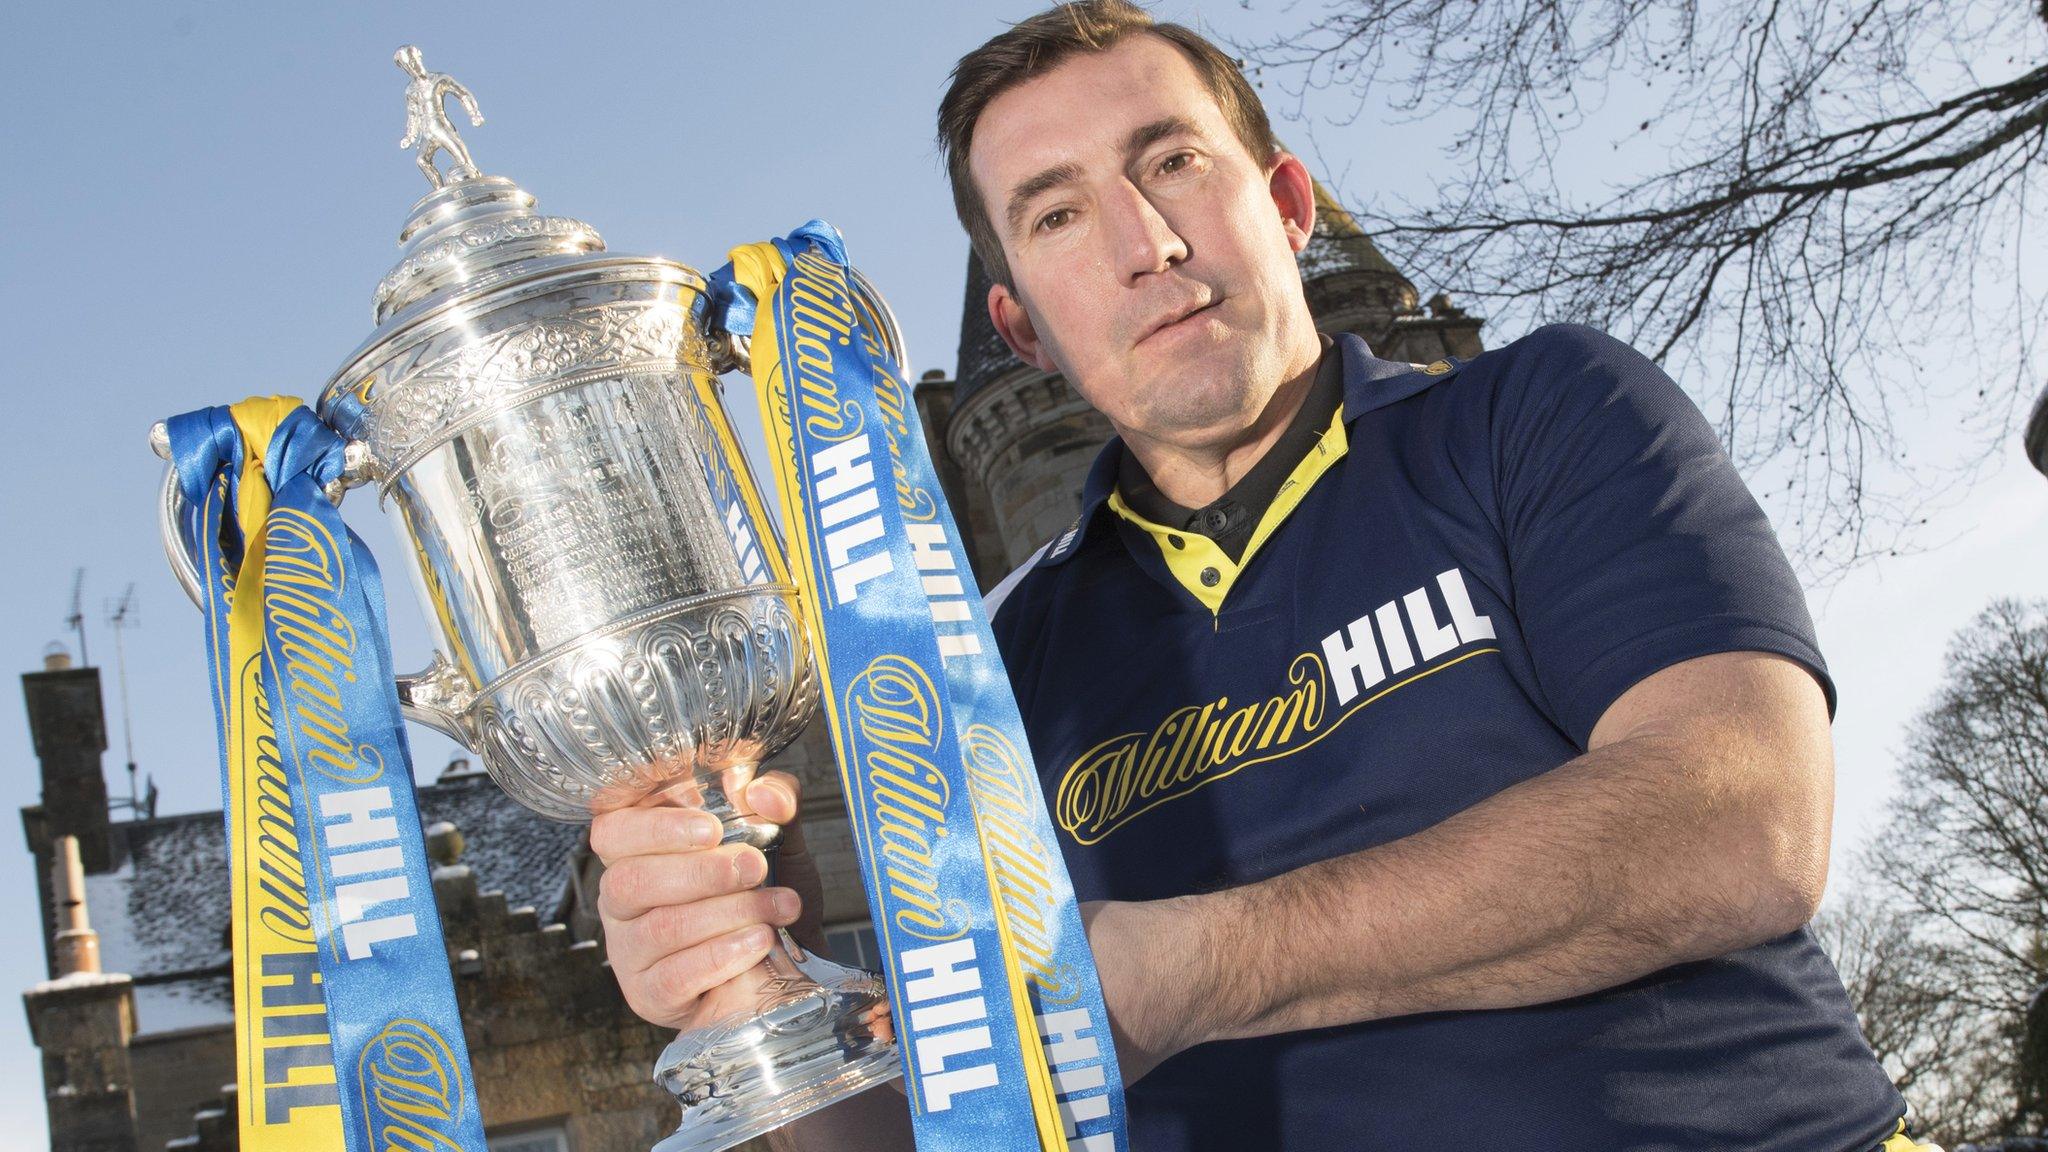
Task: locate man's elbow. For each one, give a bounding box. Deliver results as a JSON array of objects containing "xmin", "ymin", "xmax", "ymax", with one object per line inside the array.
[
  {"xmin": 1599, "ymin": 650, "xmax": 1837, "ymax": 950},
  {"xmin": 1749, "ymin": 842, "xmax": 1828, "ymax": 940},
  {"xmin": 1731, "ymin": 768, "xmax": 1832, "ymax": 943}
]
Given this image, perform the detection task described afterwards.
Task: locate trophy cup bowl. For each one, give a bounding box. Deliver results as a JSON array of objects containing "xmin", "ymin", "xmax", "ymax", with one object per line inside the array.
[{"xmin": 155, "ymin": 58, "xmax": 900, "ymax": 1151}]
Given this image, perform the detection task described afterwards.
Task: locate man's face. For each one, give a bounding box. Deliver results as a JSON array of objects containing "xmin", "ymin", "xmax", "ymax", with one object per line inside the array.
[{"xmin": 971, "ymin": 34, "xmax": 1317, "ymax": 451}]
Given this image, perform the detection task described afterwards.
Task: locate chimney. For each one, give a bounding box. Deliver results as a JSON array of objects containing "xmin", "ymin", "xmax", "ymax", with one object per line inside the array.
[
  {"xmin": 52, "ymin": 836, "xmax": 101, "ymax": 977},
  {"xmin": 23, "ymin": 836, "xmax": 138, "ymax": 1152},
  {"xmin": 22, "ymin": 659, "xmax": 113, "ymax": 873}
]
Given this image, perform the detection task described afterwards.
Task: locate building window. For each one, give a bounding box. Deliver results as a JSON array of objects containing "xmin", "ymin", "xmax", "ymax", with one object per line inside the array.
[
  {"xmin": 487, "ymin": 1125, "xmax": 568, "ymax": 1152},
  {"xmin": 824, "ymin": 921, "xmax": 880, "ymax": 969}
]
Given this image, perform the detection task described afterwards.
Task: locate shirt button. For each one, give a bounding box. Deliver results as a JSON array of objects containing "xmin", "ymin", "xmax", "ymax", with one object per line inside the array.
[
  {"xmin": 1167, "ymin": 534, "xmax": 1185, "ymax": 550},
  {"xmin": 1202, "ymin": 509, "xmax": 1230, "ymax": 533},
  {"xmin": 1199, "ymin": 567, "xmax": 1221, "ymax": 587}
]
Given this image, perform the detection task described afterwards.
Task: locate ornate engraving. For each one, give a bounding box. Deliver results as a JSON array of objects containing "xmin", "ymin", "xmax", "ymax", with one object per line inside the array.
[
  {"xmin": 360, "ymin": 301, "xmax": 687, "ymax": 468},
  {"xmin": 372, "ymin": 215, "xmax": 601, "ymax": 316},
  {"xmin": 468, "ymin": 591, "xmax": 816, "ymax": 821}
]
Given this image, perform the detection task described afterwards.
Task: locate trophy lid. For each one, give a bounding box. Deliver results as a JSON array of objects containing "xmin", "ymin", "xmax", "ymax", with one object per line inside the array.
[{"xmin": 372, "ymin": 46, "xmax": 605, "ymax": 323}]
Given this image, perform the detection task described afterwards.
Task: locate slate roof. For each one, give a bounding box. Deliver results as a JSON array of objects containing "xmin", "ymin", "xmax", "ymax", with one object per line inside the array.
[
  {"xmin": 76, "ymin": 769, "xmax": 583, "ymax": 1035},
  {"xmin": 417, "ymin": 767, "xmax": 586, "ymax": 914},
  {"xmin": 953, "ymin": 247, "xmax": 1020, "ymax": 411}
]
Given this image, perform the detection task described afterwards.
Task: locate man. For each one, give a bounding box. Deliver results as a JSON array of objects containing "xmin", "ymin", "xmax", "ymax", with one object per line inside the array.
[{"xmin": 592, "ymin": 3, "xmax": 1921, "ymax": 1147}]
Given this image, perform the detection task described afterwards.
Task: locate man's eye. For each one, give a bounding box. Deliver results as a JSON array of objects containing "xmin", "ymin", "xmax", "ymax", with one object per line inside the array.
[
  {"xmin": 1157, "ymin": 152, "xmax": 1194, "ymax": 175},
  {"xmin": 1037, "ymin": 208, "xmax": 1073, "ymax": 232}
]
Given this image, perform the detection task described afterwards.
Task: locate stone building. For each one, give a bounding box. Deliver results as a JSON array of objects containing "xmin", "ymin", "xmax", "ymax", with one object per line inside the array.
[
  {"xmin": 22, "ymin": 183, "xmax": 1472, "ymax": 1149},
  {"xmin": 20, "ymin": 650, "xmax": 678, "ymax": 1152}
]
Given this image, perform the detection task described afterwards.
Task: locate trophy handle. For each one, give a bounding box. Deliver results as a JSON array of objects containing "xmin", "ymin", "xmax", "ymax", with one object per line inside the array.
[
  {"xmin": 847, "ymin": 266, "xmax": 910, "ymax": 371},
  {"xmin": 148, "ymin": 422, "xmax": 473, "ymax": 736},
  {"xmin": 150, "ymin": 426, "xmax": 209, "ymax": 610},
  {"xmin": 394, "ymin": 651, "xmax": 477, "ymax": 745},
  {"xmin": 150, "ymin": 421, "xmax": 381, "ymax": 608}
]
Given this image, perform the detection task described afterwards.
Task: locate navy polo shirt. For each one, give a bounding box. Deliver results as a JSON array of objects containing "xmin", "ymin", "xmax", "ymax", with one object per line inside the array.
[{"xmin": 989, "ymin": 326, "xmax": 1904, "ymax": 1150}]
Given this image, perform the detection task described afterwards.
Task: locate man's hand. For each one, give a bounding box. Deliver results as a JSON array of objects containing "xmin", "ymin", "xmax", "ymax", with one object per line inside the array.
[
  {"xmin": 591, "ymin": 771, "xmax": 821, "ymax": 1030},
  {"xmin": 1074, "ymin": 650, "xmax": 1834, "ymax": 1076}
]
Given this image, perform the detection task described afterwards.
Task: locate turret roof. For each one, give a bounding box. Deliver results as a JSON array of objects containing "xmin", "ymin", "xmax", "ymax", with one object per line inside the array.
[{"xmin": 1299, "ymin": 179, "xmax": 1411, "ymax": 285}]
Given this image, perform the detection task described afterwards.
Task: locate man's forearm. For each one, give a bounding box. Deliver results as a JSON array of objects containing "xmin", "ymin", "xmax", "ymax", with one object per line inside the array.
[{"xmin": 1093, "ymin": 680, "xmax": 1832, "ymax": 1066}]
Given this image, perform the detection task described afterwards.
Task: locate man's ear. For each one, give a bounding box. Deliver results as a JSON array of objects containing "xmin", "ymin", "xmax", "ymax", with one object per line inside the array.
[
  {"xmin": 1268, "ymin": 151, "xmax": 1317, "ymax": 254},
  {"xmin": 988, "ymin": 280, "xmax": 1058, "ymax": 373}
]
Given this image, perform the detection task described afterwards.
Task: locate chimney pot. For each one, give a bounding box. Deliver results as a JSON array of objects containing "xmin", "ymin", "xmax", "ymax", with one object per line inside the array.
[
  {"xmin": 51, "ymin": 835, "xmax": 101, "ymax": 977},
  {"xmin": 425, "ymin": 820, "xmax": 466, "ymax": 867}
]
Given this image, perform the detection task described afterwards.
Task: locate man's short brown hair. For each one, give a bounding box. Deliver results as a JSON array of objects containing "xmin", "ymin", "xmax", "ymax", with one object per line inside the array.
[{"xmin": 937, "ymin": 0, "xmax": 1279, "ymax": 285}]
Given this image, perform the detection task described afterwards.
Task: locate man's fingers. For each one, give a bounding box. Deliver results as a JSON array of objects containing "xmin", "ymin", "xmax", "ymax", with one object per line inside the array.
[
  {"xmin": 591, "ymin": 772, "xmax": 803, "ymax": 864},
  {"xmin": 598, "ymin": 844, "xmax": 769, "ymax": 922},
  {"xmin": 589, "ymin": 806, "xmax": 723, "ymax": 864},
  {"xmin": 604, "ymin": 886, "xmax": 803, "ymax": 974},
  {"xmin": 744, "ymin": 770, "xmax": 802, "ymax": 825},
  {"xmin": 626, "ymin": 923, "xmax": 779, "ymax": 1028}
]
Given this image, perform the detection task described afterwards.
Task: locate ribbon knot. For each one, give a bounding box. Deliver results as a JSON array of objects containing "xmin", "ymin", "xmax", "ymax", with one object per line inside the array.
[
  {"xmin": 165, "ymin": 405, "xmax": 246, "ymax": 508},
  {"xmin": 265, "ymin": 406, "xmax": 349, "ymax": 493}
]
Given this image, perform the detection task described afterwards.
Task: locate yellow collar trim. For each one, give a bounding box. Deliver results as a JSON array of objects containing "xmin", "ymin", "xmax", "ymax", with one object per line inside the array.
[{"xmin": 1108, "ymin": 409, "xmax": 1350, "ymax": 614}]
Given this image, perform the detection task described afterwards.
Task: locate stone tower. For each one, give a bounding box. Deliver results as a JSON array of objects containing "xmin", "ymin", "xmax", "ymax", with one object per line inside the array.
[{"xmin": 917, "ymin": 177, "xmax": 1486, "ymax": 586}]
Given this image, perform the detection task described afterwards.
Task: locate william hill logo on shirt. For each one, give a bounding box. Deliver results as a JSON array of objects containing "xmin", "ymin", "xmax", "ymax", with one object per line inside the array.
[{"xmin": 1054, "ymin": 568, "xmax": 1500, "ymax": 843}]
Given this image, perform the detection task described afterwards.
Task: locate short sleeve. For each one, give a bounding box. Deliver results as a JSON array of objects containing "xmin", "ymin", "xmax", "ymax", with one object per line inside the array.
[{"xmin": 1487, "ymin": 324, "xmax": 1833, "ymax": 747}]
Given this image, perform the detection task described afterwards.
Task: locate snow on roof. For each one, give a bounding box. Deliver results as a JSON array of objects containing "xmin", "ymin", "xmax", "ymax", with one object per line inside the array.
[{"xmin": 70, "ymin": 769, "xmax": 583, "ymax": 1036}]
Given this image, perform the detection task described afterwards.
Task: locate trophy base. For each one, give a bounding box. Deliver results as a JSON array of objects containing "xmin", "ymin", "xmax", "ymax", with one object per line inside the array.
[{"xmin": 650, "ymin": 950, "xmax": 901, "ymax": 1152}]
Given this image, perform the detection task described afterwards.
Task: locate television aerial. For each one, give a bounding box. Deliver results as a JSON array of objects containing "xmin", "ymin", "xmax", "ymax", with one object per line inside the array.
[{"xmin": 105, "ymin": 584, "xmax": 156, "ymax": 821}]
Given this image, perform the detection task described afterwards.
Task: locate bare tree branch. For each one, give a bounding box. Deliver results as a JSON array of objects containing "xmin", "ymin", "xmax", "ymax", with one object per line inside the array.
[{"xmin": 1238, "ymin": 0, "xmax": 2048, "ymax": 578}]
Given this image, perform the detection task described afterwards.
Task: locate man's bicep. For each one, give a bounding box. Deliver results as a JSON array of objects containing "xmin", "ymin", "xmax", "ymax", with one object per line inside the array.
[
  {"xmin": 1486, "ymin": 326, "xmax": 1835, "ymax": 746},
  {"xmin": 1587, "ymin": 650, "xmax": 1832, "ymax": 754},
  {"xmin": 1586, "ymin": 649, "xmax": 1836, "ymax": 932}
]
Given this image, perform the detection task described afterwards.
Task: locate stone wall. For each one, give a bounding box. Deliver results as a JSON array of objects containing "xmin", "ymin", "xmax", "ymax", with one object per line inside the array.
[
  {"xmin": 129, "ymin": 1028, "xmax": 233, "ymax": 1152},
  {"xmin": 945, "ymin": 370, "xmax": 1115, "ymax": 570},
  {"xmin": 25, "ymin": 972, "xmax": 138, "ymax": 1152},
  {"xmin": 432, "ymin": 864, "xmax": 680, "ymax": 1149}
]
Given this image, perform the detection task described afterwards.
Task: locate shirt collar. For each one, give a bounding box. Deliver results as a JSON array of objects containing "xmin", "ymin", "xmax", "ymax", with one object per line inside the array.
[{"xmin": 1038, "ymin": 332, "xmax": 1460, "ymax": 569}]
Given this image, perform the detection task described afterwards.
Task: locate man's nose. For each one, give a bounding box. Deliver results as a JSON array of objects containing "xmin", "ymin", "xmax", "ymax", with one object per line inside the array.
[{"xmin": 1104, "ymin": 179, "xmax": 1189, "ymax": 283}]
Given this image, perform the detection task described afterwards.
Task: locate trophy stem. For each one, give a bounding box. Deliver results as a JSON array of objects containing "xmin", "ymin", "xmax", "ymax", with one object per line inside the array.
[
  {"xmin": 649, "ymin": 928, "xmax": 899, "ymax": 1152},
  {"xmin": 697, "ymin": 772, "xmax": 782, "ymax": 853},
  {"xmin": 646, "ymin": 767, "xmax": 901, "ymax": 1152}
]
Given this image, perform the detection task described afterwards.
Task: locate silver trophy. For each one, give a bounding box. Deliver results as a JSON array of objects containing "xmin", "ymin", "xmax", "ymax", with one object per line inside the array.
[{"xmin": 153, "ymin": 47, "xmax": 900, "ymax": 1152}]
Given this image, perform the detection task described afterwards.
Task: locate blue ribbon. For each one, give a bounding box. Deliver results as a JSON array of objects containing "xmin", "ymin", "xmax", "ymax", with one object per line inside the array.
[
  {"xmin": 167, "ymin": 405, "xmax": 487, "ymax": 1151},
  {"xmin": 712, "ymin": 222, "xmax": 1129, "ymax": 1151}
]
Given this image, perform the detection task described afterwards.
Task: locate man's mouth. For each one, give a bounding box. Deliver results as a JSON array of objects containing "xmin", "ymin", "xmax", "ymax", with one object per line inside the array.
[{"xmin": 1139, "ymin": 297, "xmax": 1221, "ymax": 345}]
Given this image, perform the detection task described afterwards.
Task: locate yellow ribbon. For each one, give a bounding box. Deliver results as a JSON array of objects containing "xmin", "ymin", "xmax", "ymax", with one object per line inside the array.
[{"xmin": 222, "ymin": 396, "xmax": 346, "ymax": 1145}]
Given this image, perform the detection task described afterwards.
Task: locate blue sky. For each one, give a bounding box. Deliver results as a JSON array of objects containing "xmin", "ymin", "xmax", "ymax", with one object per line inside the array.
[{"xmin": 2, "ymin": 1, "xmax": 2043, "ymax": 1143}]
